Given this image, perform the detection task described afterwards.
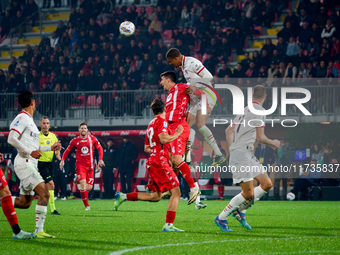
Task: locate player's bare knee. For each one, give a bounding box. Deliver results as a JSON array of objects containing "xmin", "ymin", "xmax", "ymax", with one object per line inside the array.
[
  {"xmin": 170, "ymin": 187, "xmax": 181, "ymax": 198},
  {"xmin": 262, "ymin": 182, "xmax": 273, "ymax": 192},
  {"xmin": 21, "ymin": 201, "xmax": 32, "ymax": 209},
  {"xmin": 150, "ymin": 193, "xmax": 161, "ymax": 202},
  {"xmin": 242, "ymin": 191, "xmax": 254, "ymax": 200}
]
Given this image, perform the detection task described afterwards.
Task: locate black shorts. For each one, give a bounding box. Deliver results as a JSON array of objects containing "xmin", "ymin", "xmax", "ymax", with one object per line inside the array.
[{"xmin": 38, "ymin": 161, "xmax": 53, "ymax": 183}]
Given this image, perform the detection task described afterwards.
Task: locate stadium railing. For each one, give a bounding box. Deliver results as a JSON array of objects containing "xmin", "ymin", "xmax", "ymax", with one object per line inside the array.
[{"xmin": 0, "ymin": 84, "xmax": 339, "ymax": 126}]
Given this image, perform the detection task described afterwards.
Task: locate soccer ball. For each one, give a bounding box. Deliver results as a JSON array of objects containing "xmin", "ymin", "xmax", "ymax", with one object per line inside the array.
[
  {"xmin": 119, "ymin": 21, "xmax": 135, "ymax": 37},
  {"xmin": 286, "ymin": 192, "xmax": 295, "ymax": 201}
]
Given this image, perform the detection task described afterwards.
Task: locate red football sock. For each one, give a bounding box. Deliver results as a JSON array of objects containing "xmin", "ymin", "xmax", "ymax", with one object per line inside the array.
[
  {"xmin": 178, "ymin": 161, "xmax": 195, "ymax": 189},
  {"xmin": 127, "ymin": 192, "xmax": 138, "ymax": 201},
  {"xmin": 80, "ymin": 190, "xmax": 90, "ymax": 207},
  {"xmin": 1, "ymin": 195, "xmax": 19, "ymax": 226},
  {"xmin": 218, "ymin": 185, "xmax": 224, "ymax": 199},
  {"xmin": 166, "ymin": 210, "xmax": 176, "ymax": 224}
]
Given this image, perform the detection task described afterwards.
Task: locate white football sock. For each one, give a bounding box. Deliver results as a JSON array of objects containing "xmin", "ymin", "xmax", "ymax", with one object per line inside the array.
[
  {"xmin": 239, "ymin": 186, "xmax": 267, "ymax": 213},
  {"xmin": 218, "ymin": 193, "xmax": 246, "ymax": 220},
  {"xmin": 121, "ymin": 193, "xmax": 127, "ymax": 200},
  {"xmin": 198, "ymin": 126, "xmax": 222, "ymax": 156},
  {"xmin": 35, "ymin": 205, "xmax": 47, "ymax": 234},
  {"xmin": 186, "ymin": 129, "xmax": 196, "ymax": 163},
  {"xmin": 194, "ymin": 182, "xmax": 200, "ymax": 204},
  {"xmin": 12, "ymin": 196, "xmax": 16, "ymax": 207}
]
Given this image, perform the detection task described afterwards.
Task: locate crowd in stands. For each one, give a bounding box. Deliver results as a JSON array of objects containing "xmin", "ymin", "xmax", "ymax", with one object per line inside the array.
[{"xmin": 0, "ymin": 0, "xmax": 340, "ymax": 96}]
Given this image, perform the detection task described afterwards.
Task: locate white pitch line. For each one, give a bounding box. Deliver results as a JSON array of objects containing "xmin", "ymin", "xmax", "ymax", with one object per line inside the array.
[{"xmin": 109, "ymin": 236, "xmax": 340, "ymax": 255}]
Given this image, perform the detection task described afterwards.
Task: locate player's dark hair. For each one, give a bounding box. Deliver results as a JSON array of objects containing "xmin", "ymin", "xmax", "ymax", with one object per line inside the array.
[
  {"xmin": 166, "ymin": 48, "xmax": 181, "ymax": 59},
  {"xmin": 253, "ymin": 85, "xmax": 266, "ymax": 99},
  {"xmin": 79, "ymin": 122, "xmax": 87, "ymax": 128},
  {"xmin": 18, "ymin": 90, "xmax": 34, "ymax": 108},
  {"xmin": 151, "ymin": 98, "xmax": 165, "ymax": 115},
  {"xmin": 160, "ymin": 71, "xmax": 176, "ymax": 83}
]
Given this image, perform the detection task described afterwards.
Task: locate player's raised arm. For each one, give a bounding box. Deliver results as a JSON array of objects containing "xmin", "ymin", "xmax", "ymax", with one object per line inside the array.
[
  {"xmin": 159, "ymin": 125, "xmax": 184, "ymax": 144},
  {"xmin": 256, "ymin": 127, "xmax": 280, "ymax": 150}
]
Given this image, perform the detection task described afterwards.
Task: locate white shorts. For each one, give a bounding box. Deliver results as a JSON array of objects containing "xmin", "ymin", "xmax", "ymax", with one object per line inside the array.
[
  {"xmin": 188, "ymin": 98, "xmax": 216, "ymax": 116},
  {"xmin": 14, "ymin": 157, "xmax": 44, "ymax": 196},
  {"xmin": 229, "ymin": 148, "xmax": 266, "ymax": 184}
]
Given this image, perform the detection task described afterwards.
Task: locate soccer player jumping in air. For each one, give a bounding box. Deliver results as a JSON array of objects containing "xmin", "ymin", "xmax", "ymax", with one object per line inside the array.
[
  {"xmin": 160, "ymin": 71, "xmax": 201, "ymax": 205},
  {"xmin": 60, "ymin": 122, "xmax": 105, "ymax": 211},
  {"xmin": 214, "ymin": 85, "xmax": 280, "ymax": 232},
  {"xmin": 114, "ymin": 98, "xmax": 185, "ymax": 232}
]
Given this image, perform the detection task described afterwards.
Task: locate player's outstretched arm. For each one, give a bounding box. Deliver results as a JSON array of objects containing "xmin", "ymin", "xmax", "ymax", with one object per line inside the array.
[
  {"xmin": 159, "ymin": 125, "xmax": 184, "ymax": 144},
  {"xmin": 225, "ymin": 124, "xmax": 235, "ymax": 148},
  {"xmin": 256, "ymin": 127, "xmax": 280, "ymax": 150}
]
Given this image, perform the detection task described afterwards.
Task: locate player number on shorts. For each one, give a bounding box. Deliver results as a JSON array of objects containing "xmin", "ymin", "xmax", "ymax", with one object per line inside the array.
[{"xmin": 147, "ymin": 127, "xmax": 156, "ymax": 148}]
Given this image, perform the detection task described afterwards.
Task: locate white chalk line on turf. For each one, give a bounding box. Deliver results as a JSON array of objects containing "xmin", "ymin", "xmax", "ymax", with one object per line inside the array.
[{"xmin": 109, "ymin": 236, "xmax": 340, "ymax": 255}]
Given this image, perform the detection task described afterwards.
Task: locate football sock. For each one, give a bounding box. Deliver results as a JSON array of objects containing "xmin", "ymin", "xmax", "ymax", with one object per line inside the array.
[
  {"xmin": 238, "ymin": 186, "xmax": 267, "ymax": 213},
  {"xmin": 1, "ymin": 195, "xmax": 20, "ymax": 234},
  {"xmin": 11, "ymin": 196, "xmax": 16, "ymax": 207},
  {"xmin": 166, "ymin": 210, "xmax": 176, "ymax": 224},
  {"xmin": 198, "ymin": 126, "xmax": 222, "ymax": 156},
  {"xmin": 126, "ymin": 192, "xmax": 138, "ymax": 201},
  {"xmin": 194, "ymin": 182, "xmax": 200, "ymax": 204},
  {"xmin": 49, "ymin": 190, "xmax": 56, "ymax": 212},
  {"xmin": 35, "ymin": 205, "xmax": 47, "ymax": 234},
  {"xmin": 218, "ymin": 193, "xmax": 246, "ymax": 220},
  {"xmin": 185, "ymin": 129, "xmax": 196, "ymax": 163},
  {"xmin": 80, "ymin": 190, "xmax": 90, "ymax": 207},
  {"xmin": 218, "ymin": 184, "xmax": 224, "ymax": 199},
  {"xmin": 178, "ymin": 161, "xmax": 195, "ymax": 189}
]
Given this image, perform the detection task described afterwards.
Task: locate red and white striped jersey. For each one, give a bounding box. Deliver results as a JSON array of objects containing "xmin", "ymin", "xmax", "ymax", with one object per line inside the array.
[
  {"xmin": 61, "ymin": 134, "xmax": 103, "ymax": 169},
  {"xmin": 165, "ymin": 83, "xmax": 190, "ymax": 123}
]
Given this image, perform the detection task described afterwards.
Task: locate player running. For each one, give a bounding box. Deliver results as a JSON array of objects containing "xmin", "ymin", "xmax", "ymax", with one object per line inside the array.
[
  {"xmin": 0, "ymin": 152, "xmax": 36, "ymax": 239},
  {"xmin": 38, "ymin": 116, "xmax": 61, "ymax": 215},
  {"xmin": 7, "ymin": 90, "xmax": 61, "ymax": 238},
  {"xmin": 166, "ymin": 48, "xmax": 226, "ymax": 167},
  {"xmin": 60, "ymin": 122, "xmax": 105, "ymax": 210},
  {"xmin": 160, "ymin": 71, "xmax": 200, "ymax": 205},
  {"xmin": 214, "ymin": 85, "xmax": 280, "ymax": 232},
  {"xmin": 114, "ymin": 98, "xmax": 185, "ymax": 232}
]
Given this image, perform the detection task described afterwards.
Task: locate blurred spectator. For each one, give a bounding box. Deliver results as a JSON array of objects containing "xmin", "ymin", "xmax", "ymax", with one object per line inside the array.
[
  {"xmin": 321, "ymin": 19, "xmax": 336, "ymax": 39},
  {"xmin": 117, "ymin": 136, "xmax": 138, "ymax": 193},
  {"xmin": 291, "ymin": 159, "xmax": 322, "ymax": 200}
]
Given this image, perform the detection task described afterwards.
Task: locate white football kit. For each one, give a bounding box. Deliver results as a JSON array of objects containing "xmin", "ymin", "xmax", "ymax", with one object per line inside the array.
[
  {"xmin": 229, "ymin": 102, "xmax": 267, "ymax": 184},
  {"xmin": 181, "ymin": 56, "xmax": 216, "ymax": 115},
  {"xmin": 9, "ymin": 111, "xmax": 44, "ymax": 195}
]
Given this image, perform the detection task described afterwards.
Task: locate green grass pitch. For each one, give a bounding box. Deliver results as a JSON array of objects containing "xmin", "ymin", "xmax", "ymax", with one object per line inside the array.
[{"xmin": 1, "ymin": 199, "xmax": 339, "ymax": 255}]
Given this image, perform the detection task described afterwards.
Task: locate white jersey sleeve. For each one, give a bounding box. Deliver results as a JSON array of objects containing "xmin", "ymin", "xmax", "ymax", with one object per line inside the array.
[{"xmin": 10, "ymin": 113, "xmax": 28, "ymax": 135}]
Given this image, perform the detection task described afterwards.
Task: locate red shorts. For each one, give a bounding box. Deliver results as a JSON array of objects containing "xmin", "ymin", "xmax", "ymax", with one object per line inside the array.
[
  {"xmin": 146, "ymin": 161, "xmax": 179, "ymax": 193},
  {"xmin": 169, "ymin": 121, "xmax": 190, "ymax": 156},
  {"xmin": 76, "ymin": 166, "xmax": 95, "ymax": 185},
  {"xmin": 0, "ymin": 169, "xmax": 8, "ymax": 190}
]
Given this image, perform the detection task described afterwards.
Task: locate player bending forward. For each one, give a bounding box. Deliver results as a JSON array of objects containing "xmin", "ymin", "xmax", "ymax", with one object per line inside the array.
[
  {"xmin": 0, "ymin": 153, "xmax": 36, "ymax": 239},
  {"xmin": 214, "ymin": 85, "xmax": 280, "ymax": 232},
  {"xmin": 114, "ymin": 98, "xmax": 185, "ymax": 232},
  {"xmin": 60, "ymin": 122, "xmax": 105, "ymax": 210},
  {"xmin": 8, "ymin": 90, "xmax": 61, "ymax": 238}
]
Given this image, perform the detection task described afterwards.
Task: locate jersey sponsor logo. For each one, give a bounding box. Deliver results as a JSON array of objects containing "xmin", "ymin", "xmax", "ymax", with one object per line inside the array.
[
  {"xmin": 46, "ymin": 141, "xmax": 50, "ymax": 144},
  {"xmin": 163, "ymin": 122, "xmax": 167, "ymax": 128},
  {"xmin": 81, "ymin": 140, "xmax": 87, "ymax": 142},
  {"xmin": 81, "ymin": 147, "xmax": 89, "ymax": 154}
]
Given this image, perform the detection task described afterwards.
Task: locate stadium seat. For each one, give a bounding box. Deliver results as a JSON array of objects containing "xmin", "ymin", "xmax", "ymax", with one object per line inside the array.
[
  {"xmin": 146, "ymin": 6, "xmax": 153, "ymax": 14},
  {"xmin": 253, "ymin": 26, "xmax": 263, "ymax": 36},
  {"xmin": 252, "ymin": 41, "xmax": 265, "ymax": 48},
  {"xmin": 267, "ymin": 28, "xmax": 281, "ymax": 36}
]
